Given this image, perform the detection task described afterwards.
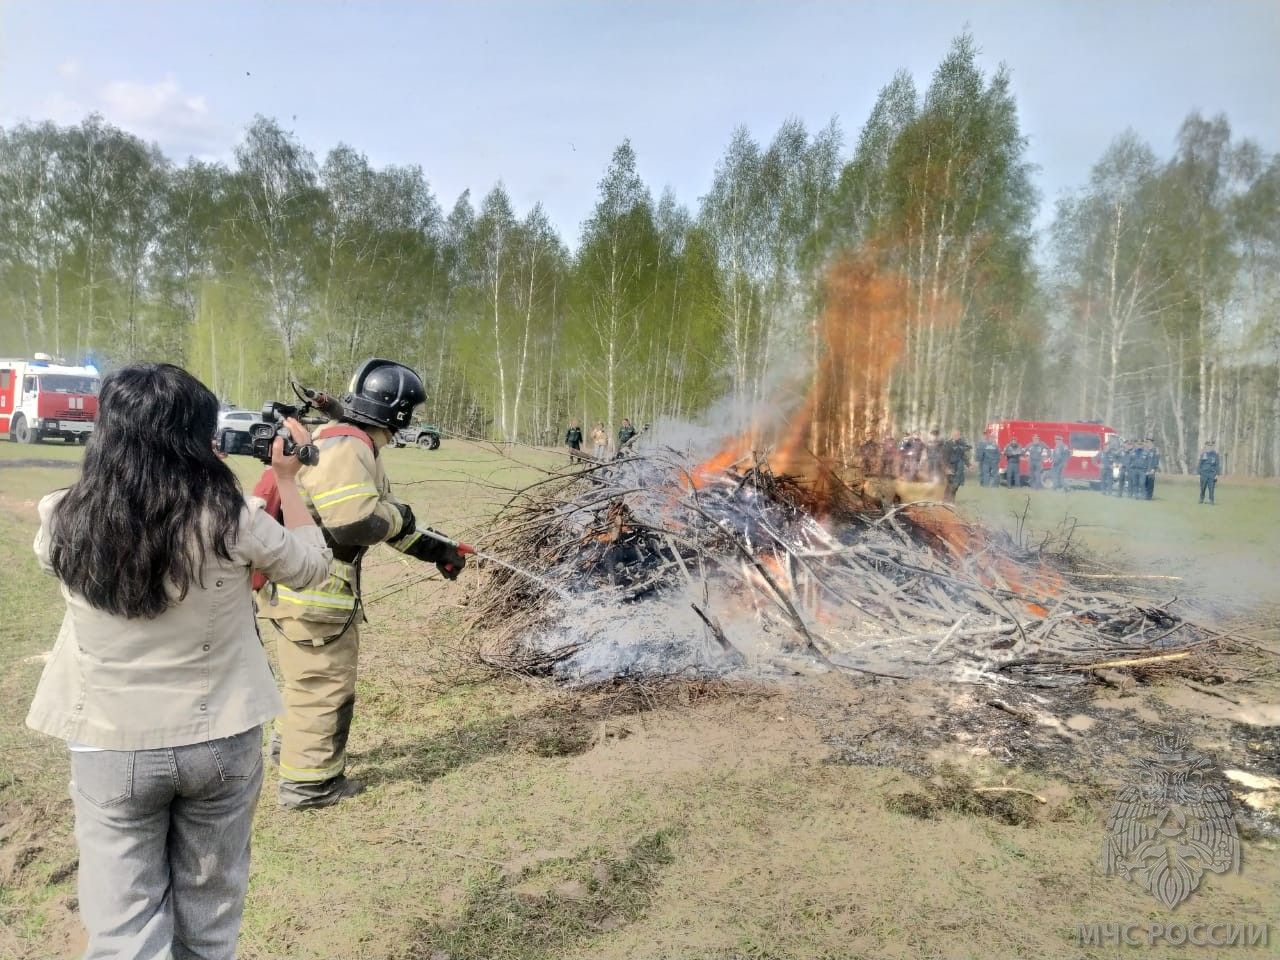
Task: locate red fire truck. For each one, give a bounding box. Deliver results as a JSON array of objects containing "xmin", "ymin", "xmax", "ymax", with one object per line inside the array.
[
  {"xmin": 983, "ymin": 419, "xmax": 1117, "ymax": 488},
  {"xmin": 0, "ymin": 355, "xmax": 100, "ymax": 444}
]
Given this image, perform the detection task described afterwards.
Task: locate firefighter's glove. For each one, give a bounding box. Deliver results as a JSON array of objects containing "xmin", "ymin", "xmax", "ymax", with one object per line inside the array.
[
  {"xmin": 435, "ymin": 545, "xmax": 467, "ymax": 581},
  {"xmin": 399, "ymin": 526, "xmax": 467, "ymax": 580}
]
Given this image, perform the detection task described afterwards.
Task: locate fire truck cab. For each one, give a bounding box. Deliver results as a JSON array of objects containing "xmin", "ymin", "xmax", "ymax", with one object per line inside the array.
[
  {"xmin": 984, "ymin": 419, "xmax": 1117, "ymax": 488},
  {"xmin": 0, "ymin": 355, "xmax": 100, "ymax": 444}
]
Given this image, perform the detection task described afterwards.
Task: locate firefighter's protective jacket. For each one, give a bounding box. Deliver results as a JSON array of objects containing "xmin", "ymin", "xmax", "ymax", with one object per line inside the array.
[{"xmin": 259, "ymin": 422, "xmax": 418, "ymax": 643}]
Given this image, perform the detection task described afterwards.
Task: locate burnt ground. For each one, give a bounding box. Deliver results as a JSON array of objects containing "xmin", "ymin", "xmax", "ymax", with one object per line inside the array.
[{"xmin": 800, "ymin": 625, "xmax": 1280, "ymax": 838}]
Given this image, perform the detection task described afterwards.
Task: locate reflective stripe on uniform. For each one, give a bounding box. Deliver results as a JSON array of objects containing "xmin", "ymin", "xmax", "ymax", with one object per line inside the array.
[
  {"xmin": 397, "ymin": 530, "xmax": 422, "ymax": 550},
  {"xmin": 279, "ymin": 757, "xmax": 346, "ymax": 782},
  {"xmin": 274, "ymin": 588, "xmax": 357, "ymax": 610},
  {"xmin": 311, "ymin": 482, "xmax": 379, "ymax": 510},
  {"xmin": 273, "ymin": 559, "xmax": 358, "ymax": 610}
]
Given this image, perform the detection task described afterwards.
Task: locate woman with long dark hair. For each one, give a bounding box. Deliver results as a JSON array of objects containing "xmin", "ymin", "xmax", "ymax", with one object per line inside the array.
[{"xmin": 25, "ymin": 363, "xmax": 331, "ymax": 960}]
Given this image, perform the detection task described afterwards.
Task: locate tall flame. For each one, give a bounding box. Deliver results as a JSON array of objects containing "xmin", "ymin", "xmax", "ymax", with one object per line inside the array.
[
  {"xmin": 773, "ymin": 252, "xmax": 912, "ymax": 473},
  {"xmin": 694, "ymin": 250, "xmax": 947, "ymax": 504}
]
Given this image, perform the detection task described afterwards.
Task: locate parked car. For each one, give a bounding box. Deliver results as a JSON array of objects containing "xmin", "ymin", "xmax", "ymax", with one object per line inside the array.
[
  {"xmin": 216, "ymin": 409, "xmax": 263, "ymax": 456},
  {"xmin": 217, "ymin": 409, "xmax": 262, "ymax": 433},
  {"xmin": 391, "ymin": 422, "xmax": 442, "ymax": 450}
]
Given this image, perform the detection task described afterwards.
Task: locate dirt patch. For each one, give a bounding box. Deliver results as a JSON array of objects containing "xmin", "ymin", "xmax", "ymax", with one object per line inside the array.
[{"xmin": 569, "ymin": 688, "xmax": 824, "ymax": 783}]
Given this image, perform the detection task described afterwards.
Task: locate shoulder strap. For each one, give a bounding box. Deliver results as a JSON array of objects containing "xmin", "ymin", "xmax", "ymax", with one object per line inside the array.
[{"xmin": 316, "ymin": 423, "xmax": 376, "ymax": 453}]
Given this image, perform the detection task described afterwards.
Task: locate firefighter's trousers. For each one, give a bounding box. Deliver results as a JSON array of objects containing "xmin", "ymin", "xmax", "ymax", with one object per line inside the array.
[{"xmin": 274, "ymin": 623, "xmax": 359, "ymax": 807}]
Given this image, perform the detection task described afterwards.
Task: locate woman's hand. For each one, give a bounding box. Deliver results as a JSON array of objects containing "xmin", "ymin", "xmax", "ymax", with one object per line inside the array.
[{"xmin": 271, "ymin": 418, "xmax": 312, "ymax": 481}]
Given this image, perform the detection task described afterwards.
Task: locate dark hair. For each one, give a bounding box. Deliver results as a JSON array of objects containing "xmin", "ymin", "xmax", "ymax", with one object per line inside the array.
[{"xmin": 51, "ymin": 364, "xmax": 243, "ymax": 619}]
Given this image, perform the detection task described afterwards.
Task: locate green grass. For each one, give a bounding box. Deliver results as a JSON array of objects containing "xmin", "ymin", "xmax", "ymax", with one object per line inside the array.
[{"xmin": 956, "ymin": 475, "xmax": 1280, "ymax": 616}]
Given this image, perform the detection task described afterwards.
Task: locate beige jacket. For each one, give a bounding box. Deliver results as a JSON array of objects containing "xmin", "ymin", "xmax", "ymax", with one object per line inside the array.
[
  {"xmin": 258, "ymin": 424, "xmax": 413, "ymax": 644},
  {"xmin": 26, "ymin": 490, "xmax": 332, "ymax": 750}
]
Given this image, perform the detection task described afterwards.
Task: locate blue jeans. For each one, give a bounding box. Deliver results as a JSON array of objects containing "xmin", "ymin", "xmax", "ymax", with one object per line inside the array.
[{"xmin": 70, "ymin": 726, "xmax": 264, "ymax": 960}]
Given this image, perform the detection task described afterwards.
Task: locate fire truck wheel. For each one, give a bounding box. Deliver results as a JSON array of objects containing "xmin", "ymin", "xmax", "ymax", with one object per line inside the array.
[{"xmin": 12, "ymin": 416, "xmax": 37, "ymax": 444}]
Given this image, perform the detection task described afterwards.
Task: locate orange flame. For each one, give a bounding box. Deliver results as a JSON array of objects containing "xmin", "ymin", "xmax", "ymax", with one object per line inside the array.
[
  {"xmin": 774, "ymin": 252, "xmax": 913, "ymax": 473},
  {"xmin": 693, "ymin": 250, "xmax": 952, "ymax": 505}
]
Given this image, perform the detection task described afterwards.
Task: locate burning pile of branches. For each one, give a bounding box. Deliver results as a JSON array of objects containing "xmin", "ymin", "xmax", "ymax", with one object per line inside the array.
[{"xmin": 468, "ymin": 449, "xmax": 1238, "ymax": 689}]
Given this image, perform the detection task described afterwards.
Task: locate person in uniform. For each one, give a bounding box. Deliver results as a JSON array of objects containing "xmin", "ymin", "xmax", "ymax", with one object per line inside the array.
[
  {"xmin": 1116, "ymin": 440, "xmax": 1134, "ymax": 497},
  {"xmin": 1025, "ymin": 435, "xmax": 1049, "ymax": 489},
  {"xmin": 617, "ymin": 418, "xmax": 637, "ymax": 455},
  {"xmin": 1099, "ymin": 439, "xmax": 1117, "ymax": 495},
  {"xmin": 926, "ymin": 428, "xmax": 945, "ymax": 483},
  {"xmin": 1127, "ymin": 440, "xmax": 1149, "ymax": 499},
  {"xmin": 1143, "ymin": 436, "xmax": 1160, "ymax": 500},
  {"xmin": 898, "ymin": 432, "xmax": 925, "ymax": 480},
  {"xmin": 1050, "ymin": 436, "xmax": 1070, "ymax": 490},
  {"xmin": 564, "ymin": 419, "xmax": 583, "ymax": 459},
  {"xmin": 1002, "ymin": 437, "xmax": 1023, "ymax": 488},
  {"xmin": 942, "ymin": 429, "xmax": 972, "ymax": 502},
  {"xmin": 259, "ymin": 359, "xmax": 469, "ymax": 809},
  {"xmin": 975, "ymin": 430, "xmax": 1000, "ymax": 487},
  {"xmin": 1198, "ymin": 440, "xmax": 1221, "ymax": 504}
]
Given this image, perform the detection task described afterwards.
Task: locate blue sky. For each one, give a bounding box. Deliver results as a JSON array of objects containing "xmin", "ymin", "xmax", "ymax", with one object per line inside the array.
[{"xmin": 1, "ymin": 1, "xmax": 1276, "ymax": 241}]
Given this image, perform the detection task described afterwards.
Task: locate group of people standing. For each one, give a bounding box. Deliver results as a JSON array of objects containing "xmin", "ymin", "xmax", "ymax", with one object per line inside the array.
[
  {"xmin": 1100, "ymin": 436, "xmax": 1222, "ymax": 504},
  {"xmin": 1098, "ymin": 437, "xmax": 1162, "ymax": 500},
  {"xmin": 564, "ymin": 417, "xmax": 641, "ymax": 460},
  {"xmin": 974, "ymin": 433, "xmax": 1072, "ymax": 490},
  {"xmin": 858, "ymin": 428, "xmax": 974, "ymax": 502}
]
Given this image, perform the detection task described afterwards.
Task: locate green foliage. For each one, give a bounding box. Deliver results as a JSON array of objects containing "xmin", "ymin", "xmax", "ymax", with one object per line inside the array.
[
  {"xmin": 0, "ymin": 34, "xmax": 1275, "ymax": 473},
  {"xmin": 1050, "ymin": 111, "xmax": 1280, "ymax": 474}
]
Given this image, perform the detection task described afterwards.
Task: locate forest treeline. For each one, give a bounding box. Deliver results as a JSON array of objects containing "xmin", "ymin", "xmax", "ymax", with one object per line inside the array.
[{"xmin": 1, "ymin": 35, "xmax": 1276, "ymax": 474}]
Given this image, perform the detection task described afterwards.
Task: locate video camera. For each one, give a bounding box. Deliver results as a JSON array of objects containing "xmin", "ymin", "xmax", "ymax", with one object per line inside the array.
[
  {"xmin": 247, "ymin": 400, "xmax": 321, "ymax": 467},
  {"xmin": 217, "ymin": 381, "xmax": 344, "ymax": 465}
]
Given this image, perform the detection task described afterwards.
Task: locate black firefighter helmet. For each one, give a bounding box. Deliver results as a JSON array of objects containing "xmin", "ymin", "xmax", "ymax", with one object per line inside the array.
[{"xmin": 342, "ymin": 358, "xmax": 426, "ymax": 430}]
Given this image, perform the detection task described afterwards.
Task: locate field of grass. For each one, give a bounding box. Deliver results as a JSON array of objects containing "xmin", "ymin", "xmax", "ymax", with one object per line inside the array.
[{"xmin": 1, "ymin": 439, "xmax": 1277, "ymax": 959}]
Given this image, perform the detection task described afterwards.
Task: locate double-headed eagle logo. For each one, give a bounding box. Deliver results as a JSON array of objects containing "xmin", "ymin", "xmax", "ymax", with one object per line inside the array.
[{"xmin": 1101, "ymin": 736, "xmax": 1241, "ymax": 907}]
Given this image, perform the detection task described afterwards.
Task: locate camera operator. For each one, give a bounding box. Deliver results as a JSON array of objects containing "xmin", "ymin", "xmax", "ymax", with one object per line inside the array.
[
  {"xmin": 25, "ymin": 363, "xmax": 332, "ymax": 959},
  {"xmin": 258, "ymin": 358, "xmax": 468, "ymax": 810}
]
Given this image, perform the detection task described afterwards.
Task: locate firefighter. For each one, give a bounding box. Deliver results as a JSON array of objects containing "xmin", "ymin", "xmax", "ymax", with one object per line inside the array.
[
  {"xmin": 616, "ymin": 418, "xmax": 637, "ymax": 457},
  {"xmin": 260, "ymin": 359, "xmax": 468, "ymax": 809},
  {"xmin": 1099, "ymin": 439, "xmax": 1117, "ymax": 495},
  {"xmin": 925, "ymin": 428, "xmax": 945, "ymax": 483},
  {"xmin": 942, "ymin": 429, "xmax": 972, "ymax": 502},
  {"xmin": 1143, "ymin": 436, "xmax": 1160, "ymax": 500},
  {"xmin": 1127, "ymin": 440, "xmax": 1149, "ymax": 499},
  {"xmin": 975, "ymin": 430, "xmax": 1000, "ymax": 487},
  {"xmin": 1050, "ymin": 436, "xmax": 1069, "ymax": 490},
  {"xmin": 1002, "ymin": 437, "xmax": 1023, "ymax": 488},
  {"xmin": 899, "ymin": 432, "xmax": 925, "ymax": 480},
  {"xmin": 1198, "ymin": 441, "xmax": 1221, "ymax": 504},
  {"xmin": 564, "ymin": 419, "xmax": 583, "ymax": 459},
  {"xmin": 1117, "ymin": 440, "xmax": 1134, "ymax": 497},
  {"xmin": 1025, "ymin": 435, "xmax": 1048, "ymax": 489}
]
